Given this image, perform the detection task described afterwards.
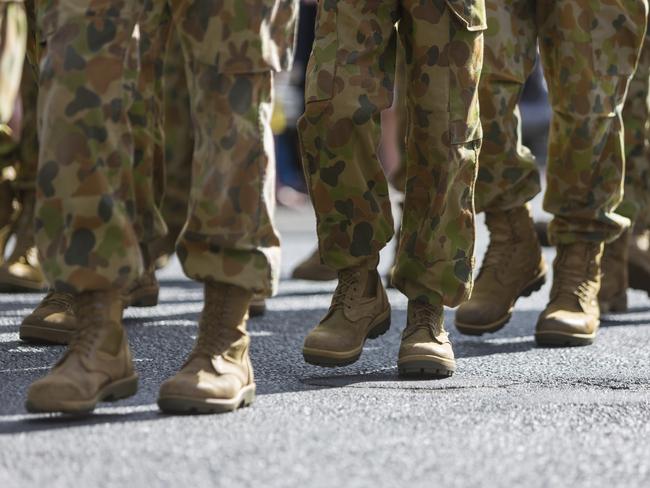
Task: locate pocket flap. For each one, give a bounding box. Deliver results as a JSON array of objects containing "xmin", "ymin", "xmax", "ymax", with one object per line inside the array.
[{"xmin": 445, "ymin": 0, "xmax": 487, "ymax": 31}]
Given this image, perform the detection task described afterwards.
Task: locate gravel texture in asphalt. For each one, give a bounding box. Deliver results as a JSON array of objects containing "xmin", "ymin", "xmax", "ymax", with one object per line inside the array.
[{"xmin": 1, "ymin": 206, "xmax": 649, "ymax": 488}]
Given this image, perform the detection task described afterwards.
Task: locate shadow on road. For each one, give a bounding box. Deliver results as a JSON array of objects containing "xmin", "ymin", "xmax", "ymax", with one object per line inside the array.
[{"xmin": 3, "ymin": 281, "xmax": 649, "ymax": 435}]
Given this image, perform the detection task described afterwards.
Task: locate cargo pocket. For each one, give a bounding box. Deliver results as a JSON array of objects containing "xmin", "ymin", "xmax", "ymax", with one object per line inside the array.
[
  {"xmin": 304, "ymin": 1, "xmax": 339, "ymax": 103},
  {"xmin": 446, "ymin": 0, "xmax": 487, "ymax": 144}
]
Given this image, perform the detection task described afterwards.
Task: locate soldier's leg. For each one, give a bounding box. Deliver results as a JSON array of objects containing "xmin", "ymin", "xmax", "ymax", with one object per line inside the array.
[
  {"xmin": 455, "ymin": 0, "xmax": 547, "ymax": 335},
  {"xmin": 394, "ymin": 0, "xmax": 485, "ymax": 377},
  {"xmin": 25, "ymin": 0, "xmax": 143, "ymax": 414},
  {"xmin": 298, "ymin": 0, "xmax": 398, "ymax": 368},
  {"xmin": 157, "ymin": 0, "xmax": 298, "ymax": 415},
  {"xmin": 535, "ymin": 0, "xmax": 648, "ymax": 346},
  {"xmin": 129, "ymin": 1, "xmax": 169, "ymax": 250},
  {"xmin": 600, "ymin": 23, "xmax": 650, "ymax": 311},
  {"xmin": 120, "ymin": 1, "xmax": 173, "ymax": 309},
  {"xmin": 148, "ymin": 26, "xmax": 193, "ymax": 265},
  {"xmin": 621, "ymin": 23, "xmax": 650, "ymax": 300}
]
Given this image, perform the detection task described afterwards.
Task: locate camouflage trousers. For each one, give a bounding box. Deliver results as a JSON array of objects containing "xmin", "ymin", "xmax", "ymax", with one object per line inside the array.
[
  {"xmin": 155, "ymin": 26, "xmax": 193, "ymax": 257},
  {"xmin": 299, "ymin": 0, "xmax": 486, "ymax": 307},
  {"xmin": 620, "ymin": 22, "xmax": 650, "ymax": 231},
  {"xmin": 476, "ymin": 0, "xmax": 648, "ymax": 244},
  {"xmin": 35, "ymin": 0, "xmax": 297, "ymax": 295}
]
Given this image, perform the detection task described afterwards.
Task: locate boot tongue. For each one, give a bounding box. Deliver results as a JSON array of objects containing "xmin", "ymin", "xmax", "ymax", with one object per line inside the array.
[
  {"xmin": 405, "ymin": 302, "xmax": 442, "ymax": 337},
  {"xmin": 551, "ymin": 242, "xmax": 600, "ymax": 310}
]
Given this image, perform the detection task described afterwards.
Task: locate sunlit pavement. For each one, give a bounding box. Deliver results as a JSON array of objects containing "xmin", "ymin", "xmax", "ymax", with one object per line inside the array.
[{"xmin": 1, "ymin": 197, "xmax": 649, "ymax": 488}]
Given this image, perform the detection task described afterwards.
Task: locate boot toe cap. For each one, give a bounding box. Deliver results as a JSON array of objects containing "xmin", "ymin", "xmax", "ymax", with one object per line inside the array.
[
  {"xmin": 399, "ymin": 329, "xmax": 454, "ymax": 362},
  {"xmin": 27, "ymin": 376, "xmax": 85, "ymax": 407},
  {"xmin": 456, "ymin": 300, "xmax": 509, "ymax": 326},
  {"xmin": 536, "ymin": 310, "xmax": 598, "ymax": 336},
  {"xmin": 159, "ymin": 372, "xmax": 241, "ymax": 401},
  {"xmin": 303, "ymin": 327, "xmax": 358, "ymax": 353}
]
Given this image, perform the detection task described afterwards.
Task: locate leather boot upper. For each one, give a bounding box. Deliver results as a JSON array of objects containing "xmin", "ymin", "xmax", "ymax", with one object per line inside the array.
[
  {"xmin": 291, "ymin": 247, "xmax": 337, "ymax": 281},
  {"xmin": 456, "ymin": 205, "xmax": 546, "ymax": 326},
  {"xmin": 399, "ymin": 301, "xmax": 454, "ymax": 363},
  {"xmin": 303, "ymin": 265, "xmax": 390, "ymax": 355},
  {"xmin": 159, "ymin": 282, "xmax": 254, "ymax": 402},
  {"xmin": 21, "ymin": 290, "xmax": 76, "ymax": 334},
  {"xmin": 628, "ymin": 230, "xmax": 650, "ymax": 294},
  {"xmin": 27, "ymin": 290, "xmax": 133, "ymax": 405},
  {"xmin": 537, "ymin": 242, "xmax": 603, "ymax": 336},
  {"xmin": 598, "ymin": 230, "xmax": 629, "ymax": 312}
]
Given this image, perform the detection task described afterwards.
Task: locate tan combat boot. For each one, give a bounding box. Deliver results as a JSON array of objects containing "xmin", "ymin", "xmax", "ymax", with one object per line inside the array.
[
  {"xmin": 26, "ymin": 290, "xmax": 138, "ymax": 414},
  {"xmin": 455, "ymin": 205, "xmax": 547, "ymax": 335},
  {"xmin": 291, "ymin": 247, "xmax": 337, "ymax": 281},
  {"xmin": 598, "ymin": 231, "xmax": 629, "ymax": 313},
  {"xmin": 0, "ymin": 189, "xmax": 46, "ymax": 292},
  {"xmin": 628, "ymin": 229, "xmax": 650, "ymax": 296},
  {"xmin": 398, "ymin": 301, "xmax": 455, "ymax": 378},
  {"xmin": 122, "ymin": 245, "xmax": 160, "ymax": 308},
  {"xmin": 123, "ymin": 269, "xmax": 160, "ymax": 308},
  {"xmin": 20, "ymin": 290, "xmax": 76, "ymax": 344},
  {"xmin": 535, "ymin": 242, "xmax": 603, "ymax": 347},
  {"xmin": 157, "ymin": 282, "xmax": 256, "ymax": 414},
  {"xmin": 302, "ymin": 264, "xmax": 391, "ymax": 367}
]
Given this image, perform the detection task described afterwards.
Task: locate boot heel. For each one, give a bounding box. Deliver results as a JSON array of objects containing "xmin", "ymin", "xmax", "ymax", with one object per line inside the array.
[
  {"xmin": 521, "ymin": 272, "xmax": 546, "ymax": 297},
  {"xmin": 368, "ymin": 318, "xmax": 391, "ymax": 339},
  {"xmin": 102, "ymin": 375, "xmax": 139, "ymax": 402},
  {"xmin": 240, "ymin": 385, "xmax": 256, "ymax": 409}
]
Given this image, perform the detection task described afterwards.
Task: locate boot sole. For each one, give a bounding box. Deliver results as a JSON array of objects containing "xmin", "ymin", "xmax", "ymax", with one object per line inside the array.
[
  {"xmin": 124, "ymin": 285, "xmax": 159, "ymax": 308},
  {"xmin": 534, "ymin": 331, "xmax": 596, "ymax": 347},
  {"xmin": 19, "ymin": 323, "xmax": 73, "ymax": 345},
  {"xmin": 397, "ymin": 355, "xmax": 456, "ymax": 378},
  {"xmin": 455, "ymin": 271, "xmax": 547, "ymax": 336},
  {"xmin": 25, "ymin": 374, "xmax": 139, "ymax": 415},
  {"xmin": 303, "ymin": 316, "xmax": 391, "ymax": 367},
  {"xmin": 157, "ymin": 384, "xmax": 256, "ymax": 415},
  {"xmin": 0, "ymin": 275, "xmax": 47, "ymax": 293}
]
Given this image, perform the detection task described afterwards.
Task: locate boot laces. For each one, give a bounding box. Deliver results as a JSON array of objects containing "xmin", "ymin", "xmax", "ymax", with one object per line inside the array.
[
  {"xmin": 552, "ymin": 251, "xmax": 598, "ymax": 303},
  {"xmin": 331, "ymin": 269, "xmax": 360, "ymax": 310},
  {"xmin": 407, "ymin": 302, "xmax": 443, "ymax": 336},
  {"xmin": 41, "ymin": 290, "xmax": 74, "ymax": 310},
  {"xmin": 67, "ymin": 324, "xmax": 101, "ymax": 358},
  {"xmin": 190, "ymin": 286, "xmax": 237, "ymax": 360}
]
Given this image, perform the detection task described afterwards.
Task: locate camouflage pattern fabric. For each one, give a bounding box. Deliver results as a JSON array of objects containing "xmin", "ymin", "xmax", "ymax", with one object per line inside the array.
[
  {"xmin": 619, "ymin": 22, "xmax": 650, "ymax": 231},
  {"xmin": 0, "ymin": 0, "xmax": 26, "ymax": 124},
  {"xmin": 299, "ymin": 0, "xmax": 486, "ymax": 307},
  {"xmin": 476, "ymin": 0, "xmax": 648, "ymax": 244},
  {"xmin": 128, "ymin": 1, "xmax": 169, "ymax": 249},
  {"xmin": 159, "ymin": 26, "xmax": 192, "ymax": 252},
  {"xmin": 35, "ymin": 0, "xmax": 297, "ymax": 295},
  {"xmin": 15, "ymin": 58, "xmax": 38, "ymax": 187}
]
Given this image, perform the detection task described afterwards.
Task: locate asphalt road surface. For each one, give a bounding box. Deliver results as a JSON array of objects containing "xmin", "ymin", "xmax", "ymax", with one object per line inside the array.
[{"xmin": 1, "ymin": 201, "xmax": 649, "ymax": 488}]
